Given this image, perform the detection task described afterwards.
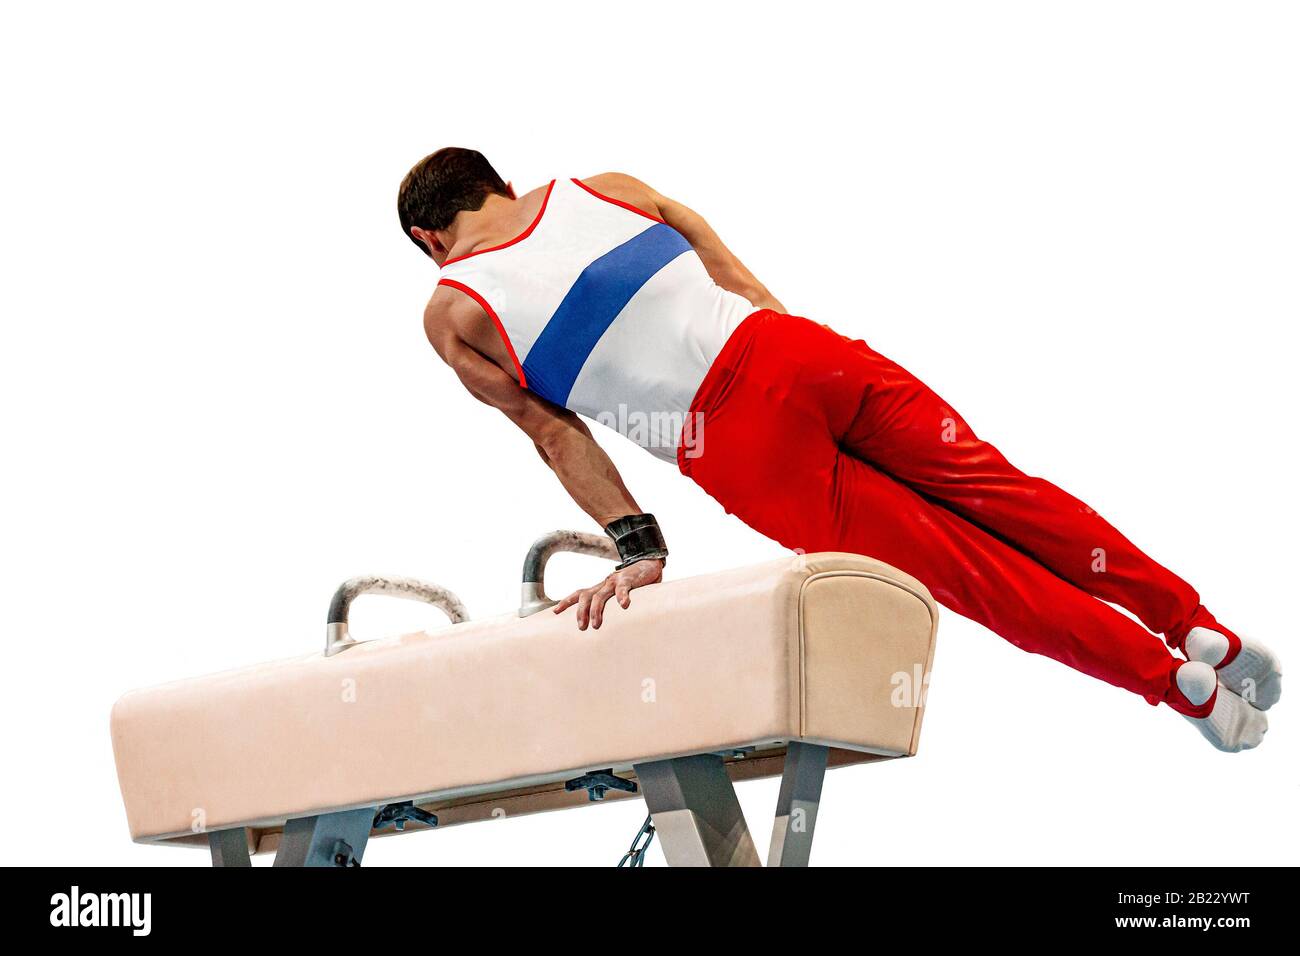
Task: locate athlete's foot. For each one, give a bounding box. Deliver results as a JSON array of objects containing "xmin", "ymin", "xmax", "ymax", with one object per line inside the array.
[
  {"xmin": 1184, "ymin": 626, "xmax": 1283, "ymax": 711},
  {"xmin": 1174, "ymin": 661, "xmax": 1268, "ymax": 752}
]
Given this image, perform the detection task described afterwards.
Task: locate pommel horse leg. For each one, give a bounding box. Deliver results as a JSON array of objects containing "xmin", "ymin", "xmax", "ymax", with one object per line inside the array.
[
  {"xmin": 208, "ymin": 806, "xmax": 380, "ymax": 867},
  {"xmin": 271, "ymin": 807, "xmax": 376, "ymax": 867},
  {"xmin": 634, "ymin": 753, "xmax": 761, "ymax": 867},
  {"xmin": 634, "ymin": 742, "xmax": 831, "ymax": 867},
  {"xmin": 766, "ymin": 741, "xmax": 829, "ymax": 867},
  {"xmin": 207, "ymin": 827, "xmax": 252, "ymax": 867}
]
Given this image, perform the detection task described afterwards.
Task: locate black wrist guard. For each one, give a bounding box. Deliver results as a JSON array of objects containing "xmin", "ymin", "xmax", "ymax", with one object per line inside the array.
[{"xmin": 604, "ymin": 513, "xmax": 668, "ymax": 570}]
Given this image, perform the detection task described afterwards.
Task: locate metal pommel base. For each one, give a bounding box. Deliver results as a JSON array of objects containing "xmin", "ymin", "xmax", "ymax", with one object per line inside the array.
[
  {"xmin": 206, "ymin": 742, "xmax": 831, "ymax": 868},
  {"xmin": 519, "ymin": 530, "xmax": 619, "ymax": 617},
  {"xmin": 635, "ymin": 742, "xmax": 829, "ymax": 867}
]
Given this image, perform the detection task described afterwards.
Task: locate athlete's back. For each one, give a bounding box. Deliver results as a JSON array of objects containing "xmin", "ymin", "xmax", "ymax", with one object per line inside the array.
[{"xmin": 436, "ymin": 177, "xmax": 756, "ymax": 460}]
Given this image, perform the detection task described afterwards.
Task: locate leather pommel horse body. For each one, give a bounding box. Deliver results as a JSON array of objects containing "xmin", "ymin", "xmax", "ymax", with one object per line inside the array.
[{"xmin": 110, "ymin": 535, "xmax": 938, "ymax": 867}]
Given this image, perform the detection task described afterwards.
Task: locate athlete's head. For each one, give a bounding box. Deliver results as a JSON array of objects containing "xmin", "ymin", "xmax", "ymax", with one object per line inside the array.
[{"xmin": 398, "ymin": 147, "xmax": 513, "ymax": 262}]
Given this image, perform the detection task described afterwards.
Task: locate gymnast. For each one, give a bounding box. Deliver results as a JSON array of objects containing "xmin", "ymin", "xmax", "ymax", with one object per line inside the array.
[{"xmin": 398, "ymin": 147, "xmax": 1280, "ymax": 752}]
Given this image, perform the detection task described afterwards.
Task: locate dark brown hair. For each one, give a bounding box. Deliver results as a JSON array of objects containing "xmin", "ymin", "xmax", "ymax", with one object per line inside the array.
[{"xmin": 397, "ymin": 148, "xmax": 509, "ymax": 256}]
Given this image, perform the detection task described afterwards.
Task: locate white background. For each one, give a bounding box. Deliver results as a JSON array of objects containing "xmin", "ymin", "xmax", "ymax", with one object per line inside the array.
[{"xmin": 2, "ymin": 1, "xmax": 1296, "ymax": 866}]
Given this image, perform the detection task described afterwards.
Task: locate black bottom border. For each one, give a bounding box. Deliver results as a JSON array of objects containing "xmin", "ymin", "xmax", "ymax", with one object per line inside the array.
[{"xmin": 14, "ymin": 865, "xmax": 1290, "ymax": 940}]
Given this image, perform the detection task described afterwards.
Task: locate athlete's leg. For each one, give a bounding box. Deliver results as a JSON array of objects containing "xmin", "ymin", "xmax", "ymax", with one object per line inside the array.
[
  {"xmin": 681, "ymin": 312, "xmax": 1210, "ymax": 718},
  {"xmin": 767, "ymin": 313, "xmax": 1279, "ymax": 708},
  {"xmin": 700, "ymin": 439, "xmax": 1210, "ymax": 712},
  {"xmin": 826, "ymin": 332, "xmax": 1291, "ymax": 708},
  {"xmin": 829, "ymin": 336, "xmax": 1203, "ymax": 638},
  {"xmin": 813, "ymin": 327, "xmax": 1279, "ymax": 699}
]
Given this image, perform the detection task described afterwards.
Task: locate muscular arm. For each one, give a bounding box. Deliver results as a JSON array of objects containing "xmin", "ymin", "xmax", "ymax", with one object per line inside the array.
[
  {"xmin": 582, "ymin": 173, "xmax": 786, "ymax": 313},
  {"xmin": 424, "ymin": 289, "xmax": 641, "ymax": 528},
  {"xmin": 425, "ymin": 288, "xmax": 664, "ymax": 628}
]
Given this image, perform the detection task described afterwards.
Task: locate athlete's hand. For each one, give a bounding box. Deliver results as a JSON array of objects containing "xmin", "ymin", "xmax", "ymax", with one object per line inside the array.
[{"xmin": 553, "ymin": 558, "xmax": 664, "ymax": 630}]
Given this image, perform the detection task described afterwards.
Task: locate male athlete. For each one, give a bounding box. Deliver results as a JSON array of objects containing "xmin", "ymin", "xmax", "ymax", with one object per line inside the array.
[{"xmin": 398, "ymin": 147, "xmax": 1281, "ymax": 752}]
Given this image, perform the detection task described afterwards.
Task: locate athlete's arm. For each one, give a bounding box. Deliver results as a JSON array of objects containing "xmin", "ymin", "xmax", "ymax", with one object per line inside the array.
[
  {"xmin": 425, "ymin": 290, "xmax": 663, "ymax": 628},
  {"xmin": 581, "ymin": 173, "xmax": 786, "ymax": 313}
]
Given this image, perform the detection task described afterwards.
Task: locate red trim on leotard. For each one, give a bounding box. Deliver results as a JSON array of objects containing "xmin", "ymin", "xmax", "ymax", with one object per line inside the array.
[
  {"xmin": 440, "ymin": 180, "xmax": 556, "ymax": 266},
  {"xmin": 436, "ymin": 278, "xmax": 528, "ymax": 388},
  {"xmin": 571, "ymin": 178, "xmax": 665, "ymax": 223}
]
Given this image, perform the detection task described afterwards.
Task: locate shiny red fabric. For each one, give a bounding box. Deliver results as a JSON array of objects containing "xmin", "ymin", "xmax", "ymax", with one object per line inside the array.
[{"xmin": 679, "ymin": 310, "xmax": 1224, "ymax": 717}]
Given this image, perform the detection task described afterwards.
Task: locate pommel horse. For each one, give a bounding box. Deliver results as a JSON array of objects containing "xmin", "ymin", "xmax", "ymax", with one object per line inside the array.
[{"xmin": 111, "ymin": 533, "xmax": 938, "ymax": 867}]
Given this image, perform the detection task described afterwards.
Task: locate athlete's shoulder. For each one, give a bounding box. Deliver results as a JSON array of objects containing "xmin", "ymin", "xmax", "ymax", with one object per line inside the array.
[
  {"xmin": 579, "ymin": 171, "xmax": 651, "ymax": 192},
  {"xmin": 426, "ymin": 280, "xmax": 487, "ymax": 328},
  {"xmin": 423, "ymin": 281, "xmax": 484, "ymax": 353},
  {"xmin": 575, "ymin": 172, "xmax": 663, "ymax": 217}
]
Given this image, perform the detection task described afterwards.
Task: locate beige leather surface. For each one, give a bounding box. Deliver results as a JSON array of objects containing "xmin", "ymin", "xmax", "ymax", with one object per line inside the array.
[{"xmin": 111, "ymin": 552, "xmax": 937, "ymax": 846}]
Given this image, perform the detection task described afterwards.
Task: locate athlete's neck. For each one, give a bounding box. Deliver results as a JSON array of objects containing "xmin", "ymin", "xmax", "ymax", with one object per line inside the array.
[{"xmin": 442, "ymin": 193, "xmax": 527, "ymax": 260}]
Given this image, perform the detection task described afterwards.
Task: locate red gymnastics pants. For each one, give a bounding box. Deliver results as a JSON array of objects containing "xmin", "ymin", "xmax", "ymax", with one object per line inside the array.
[{"xmin": 678, "ymin": 310, "xmax": 1232, "ymax": 716}]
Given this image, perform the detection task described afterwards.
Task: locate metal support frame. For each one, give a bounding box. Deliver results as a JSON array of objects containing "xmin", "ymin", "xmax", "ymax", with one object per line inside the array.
[
  {"xmin": 766, "ymin": 741, "xmax": 829, "ymax": 867},
  {"xmin": 208, "ymin": 827, "xmax": 252, "ymax": 867},
  {"xmin": 272, "ymin": 807, "xmax": 376, "ymax": 867},
  {"xmin": 565, "ymin": 768, "xmax": 638, "ymax": 801},
  {"xmin": 633, "ymin": 743, "xmax": 830, "ymax": 867},
  {"xmin": 633, "ymin": 753, "xmax": 761, "ymax": 867},
  {"xmin": 209, "ymin": 743, "xmax": 831, "ymax": 868}
]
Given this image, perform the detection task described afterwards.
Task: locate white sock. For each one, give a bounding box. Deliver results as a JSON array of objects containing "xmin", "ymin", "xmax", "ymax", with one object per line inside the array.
[
  {"xmin": 1184, "ymin": 626, "xmax": 1283, "ymax": 711},
  {"xmin": 1181, "ymin": 677, "xmax": 1269, "ymax": 753}
]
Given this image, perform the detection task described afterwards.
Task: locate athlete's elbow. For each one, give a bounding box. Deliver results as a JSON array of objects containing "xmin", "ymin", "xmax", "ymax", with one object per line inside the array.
[
  {"xmin": 742, "ymin": 285, "xmax": 784, "ymax": 312},
  {"xmin": 717, "ymin": 272, "xmax": 778, "ymax": 312}
]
